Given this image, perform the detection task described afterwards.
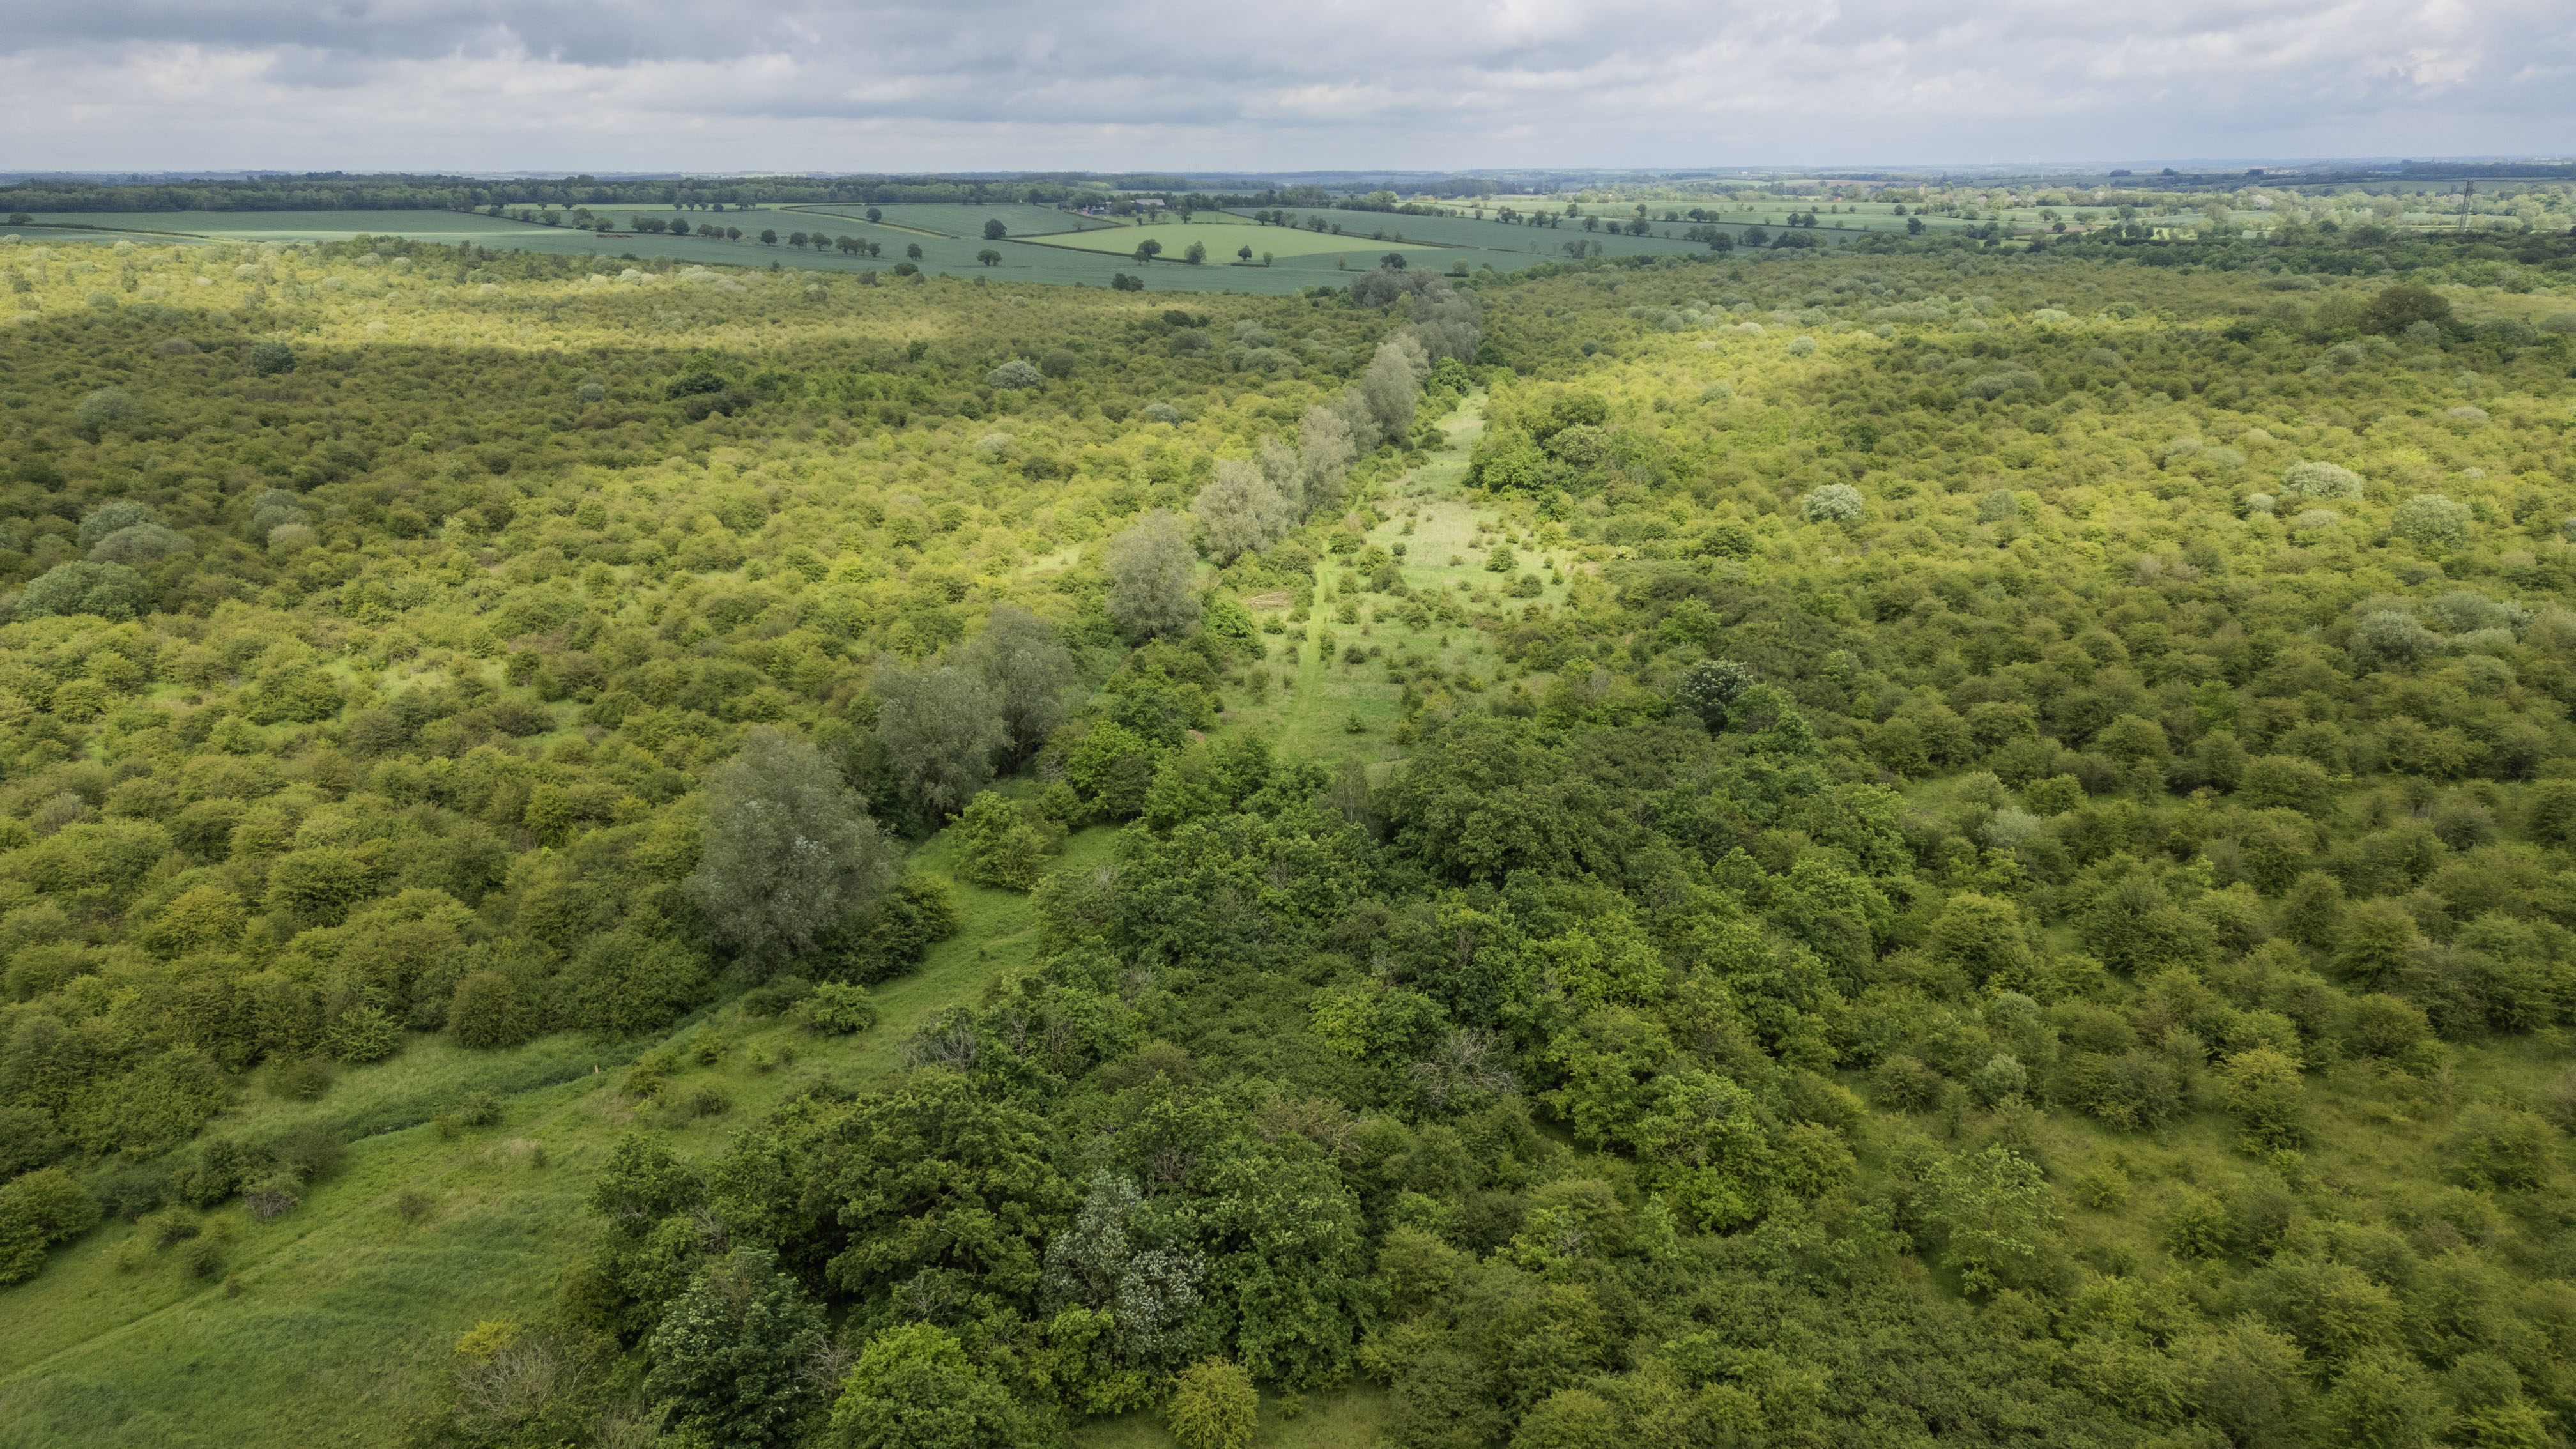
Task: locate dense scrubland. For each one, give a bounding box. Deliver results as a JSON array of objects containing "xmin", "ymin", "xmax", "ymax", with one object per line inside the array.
[{"xmin": 2, "ymin": 213, "xmax": 2576, "ymax": 1449}]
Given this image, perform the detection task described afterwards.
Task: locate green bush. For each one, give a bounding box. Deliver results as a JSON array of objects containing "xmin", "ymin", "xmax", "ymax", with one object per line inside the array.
[
  {"xmin": 1167, "ymin": 1358, "xmax": 1259, "ymax": 1449},
  {"xmin": 0, "ymin": 1168, "xmax": 100, "ymax": 1283},
  {"xmin": 800, "ymin": 981, "xmax": 878, "ymax": 1035}
]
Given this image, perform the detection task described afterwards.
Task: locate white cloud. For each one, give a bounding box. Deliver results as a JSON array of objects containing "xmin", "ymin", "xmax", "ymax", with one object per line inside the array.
[{"xmin": 1, "ymin": 0, "xmax": 2568, "ymax": 171}]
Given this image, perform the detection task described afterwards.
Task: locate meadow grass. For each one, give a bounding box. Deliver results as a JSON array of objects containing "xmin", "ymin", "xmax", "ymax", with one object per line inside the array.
[
  {"xmin": 1221, "ymin": 392, "xmax": 1578, "ymax": 775},
  {"xmin": 1068, "ymin": 1384, "xmax": 1390, "ymax": 1449}
]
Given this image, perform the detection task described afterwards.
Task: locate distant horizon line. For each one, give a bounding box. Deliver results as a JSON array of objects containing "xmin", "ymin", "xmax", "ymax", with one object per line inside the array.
[{"xmin": 4, "ymin": 155, "xmax": 2573, "ymax": 187}]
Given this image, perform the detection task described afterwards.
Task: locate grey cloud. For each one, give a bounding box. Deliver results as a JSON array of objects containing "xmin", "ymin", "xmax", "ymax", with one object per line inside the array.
[{"xmin": 1, "ymin": 0, "xmax": 2570, "ymax": 169}]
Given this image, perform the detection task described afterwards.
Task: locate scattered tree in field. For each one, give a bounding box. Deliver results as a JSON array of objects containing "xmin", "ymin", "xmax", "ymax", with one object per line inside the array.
[
  {"xmin": 686, "ymin": 726, "xmax": 898, "ymax": 967},
  {"xmin": 983, "ymin": 219, "xmax": 1008, "ymax": 240},
  {"xmin": 952, "ymin": 790, "xmax": 1065, "ymax": 889},
  {"xmin": 905, "ymin": 243, "xmax": 923, "ymax": 261},
  {"xmin": 1133, "ymin": 238, "xmax": 1163, "ymax": 264},
  {"xmin": 977, "ymin": 249, "xmax": 1002, "ymax": 266},
  {"xmin": 1103, "ymin": 511, "xmax": 1200, "ymax": 638}
]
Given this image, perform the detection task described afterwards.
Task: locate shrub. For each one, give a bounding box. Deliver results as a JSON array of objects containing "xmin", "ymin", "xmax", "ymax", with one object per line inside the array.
[
  {"xmin": 1800, "ymin": 483, "xmax": 1863, "ymax": 523},
  {"xmin": 0, "ymin": 1168, "xmax": 101, "ymax": 1283},
  {"xmin": 1167, "ymin": 1359, "xmax": 1259, "ymax": 1449},
  {"xmin": 249, "ymin": 341, "xmax": 296, "ymax": 376},
  {"xmin": 74, "ymin": 387, "xmax": 142, "ymax": 431},
  {"xmin": 2392, "ymin": 494, "xmax": 2471, "ymax": 548},
  {"xmin": 952, "ymin": 791, "xmax": 1065, "ymax": 890},
  {"xmin": 77, "ymin": 500, "xmax": 162, "ymax": 548},
  {"xmin": 17, "ymin": 560, "xmax": 153, "ymax": 621},
  {"xmin": 986, "ymin": 360, "xmax": 1043, "ymax": 390},
  {"xmin": 801, "ymin": 981, "xmax": 878, "ymax": 1035},
  {"xmin": 1873, "ymin": 1054, "xmax": 1947, "ymax": 1112},
  {"xmin": 2220, "ymin": 1046, "xmax": 2308, "ymax": 1151},
  {"xmin": 2281, "ymin": 461, "xmax": 2364, "ymax": 499},
  {"xmin": 2446, "ymin": 1103, "xmax": 2553, "ymax": 1190},
  {"xmin": 447, "ymin": 971, "xmax": 534, "ymax": 1048}
]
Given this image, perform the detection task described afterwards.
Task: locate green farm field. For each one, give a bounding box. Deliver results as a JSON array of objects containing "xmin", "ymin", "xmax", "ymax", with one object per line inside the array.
[
  {"xmin": 1018, "ymin": 220, "xmax": 1450, "ymax": 264},
  {"xmin": 783, "ymin": 203, "xmax": 1119, "ymax": 238}
]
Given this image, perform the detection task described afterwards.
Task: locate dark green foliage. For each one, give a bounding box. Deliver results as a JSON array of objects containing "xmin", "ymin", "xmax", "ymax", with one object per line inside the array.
[
  {"xmin": 818, "ymin": 873, "xmax": 960, "ymax": 985},
  {"xmin": 645, "ymin": 1248, "xmax": 828, "ymax": 1448}
]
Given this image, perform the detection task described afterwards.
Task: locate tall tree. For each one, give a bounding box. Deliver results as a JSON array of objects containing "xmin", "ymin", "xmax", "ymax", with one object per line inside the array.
[
  {"xmin": 1103, "ymin": 512, "xmax": 1200, "ymax": 640},
  {"xmin": 874, "ymin": 662, "xmax": 1008, "ymax": 821},
  {"xmin": 963, "ymin": 604, "xmax": 1077, "ymax": 765},
  {"xmin": 687, "ymin": 727, "xmax": 898, "ymax": 968}
]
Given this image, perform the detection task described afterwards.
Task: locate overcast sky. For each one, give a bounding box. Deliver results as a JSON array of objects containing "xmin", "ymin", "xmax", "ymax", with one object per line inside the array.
[{"xmin": 2, "ymin": 0, "xmax": 2569, "ymax": 174}]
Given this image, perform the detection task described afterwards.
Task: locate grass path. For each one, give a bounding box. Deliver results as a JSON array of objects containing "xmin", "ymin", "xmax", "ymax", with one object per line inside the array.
[
  {"xmin": 1230, "ymin": 391, "xmax": 1575, "ymax": 776},
  {"xmin": 0, "ymin": 827, "xmax": 1114, "ymax": 1448}
]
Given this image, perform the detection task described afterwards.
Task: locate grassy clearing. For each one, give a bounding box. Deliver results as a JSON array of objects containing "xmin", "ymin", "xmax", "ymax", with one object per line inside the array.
[
  {"xmin": 1222, "ymin": 392, "xmax": 1571, "ymax": 773},
  {"xmin": 0, "ymin": 825, "xmax": 1117, "ymax": 1449},
  {"xmin": 1068, "ymin": 1384, "xmax": 1390, "ymax": 1449}
]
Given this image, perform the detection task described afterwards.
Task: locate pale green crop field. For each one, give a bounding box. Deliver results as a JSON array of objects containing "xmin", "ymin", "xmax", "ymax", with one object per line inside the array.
[
  {"xmin": 1020, "ymin": 221, "xmax": 1447, "ymax": 263},
  {"xmin": 782, "ymin": 202, "xmax": 1119, "ymax": 238}
]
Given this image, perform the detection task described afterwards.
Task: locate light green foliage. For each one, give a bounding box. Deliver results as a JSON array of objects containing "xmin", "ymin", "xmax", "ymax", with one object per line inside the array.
[
  {"xmin": 829, "ymin": 1322, "xmax": 1041, "ymax": 1449},
  {"xmin": 1922, "ymin": 1145, "xmax": 2053, "ymax": 1295},
  {"xmin": 1165, "ymin": 1358, "xmax": 1257, "ymax": 1449},
  {"xmin": 801, "ymin": 981, "xmax": 879, "ymax": 1034}
]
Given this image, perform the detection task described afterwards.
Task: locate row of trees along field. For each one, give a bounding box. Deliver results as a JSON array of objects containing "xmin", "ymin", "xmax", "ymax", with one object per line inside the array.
[{"xmin": 1, "ymin": 213, "xmax": 2574, "ymax": 1449}]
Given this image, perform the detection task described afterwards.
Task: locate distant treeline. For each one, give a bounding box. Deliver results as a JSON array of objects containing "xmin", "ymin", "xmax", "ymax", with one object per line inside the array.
[{"xmin": 0, "ymin": 173, "xmax": 1192, "ymax": 215}]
